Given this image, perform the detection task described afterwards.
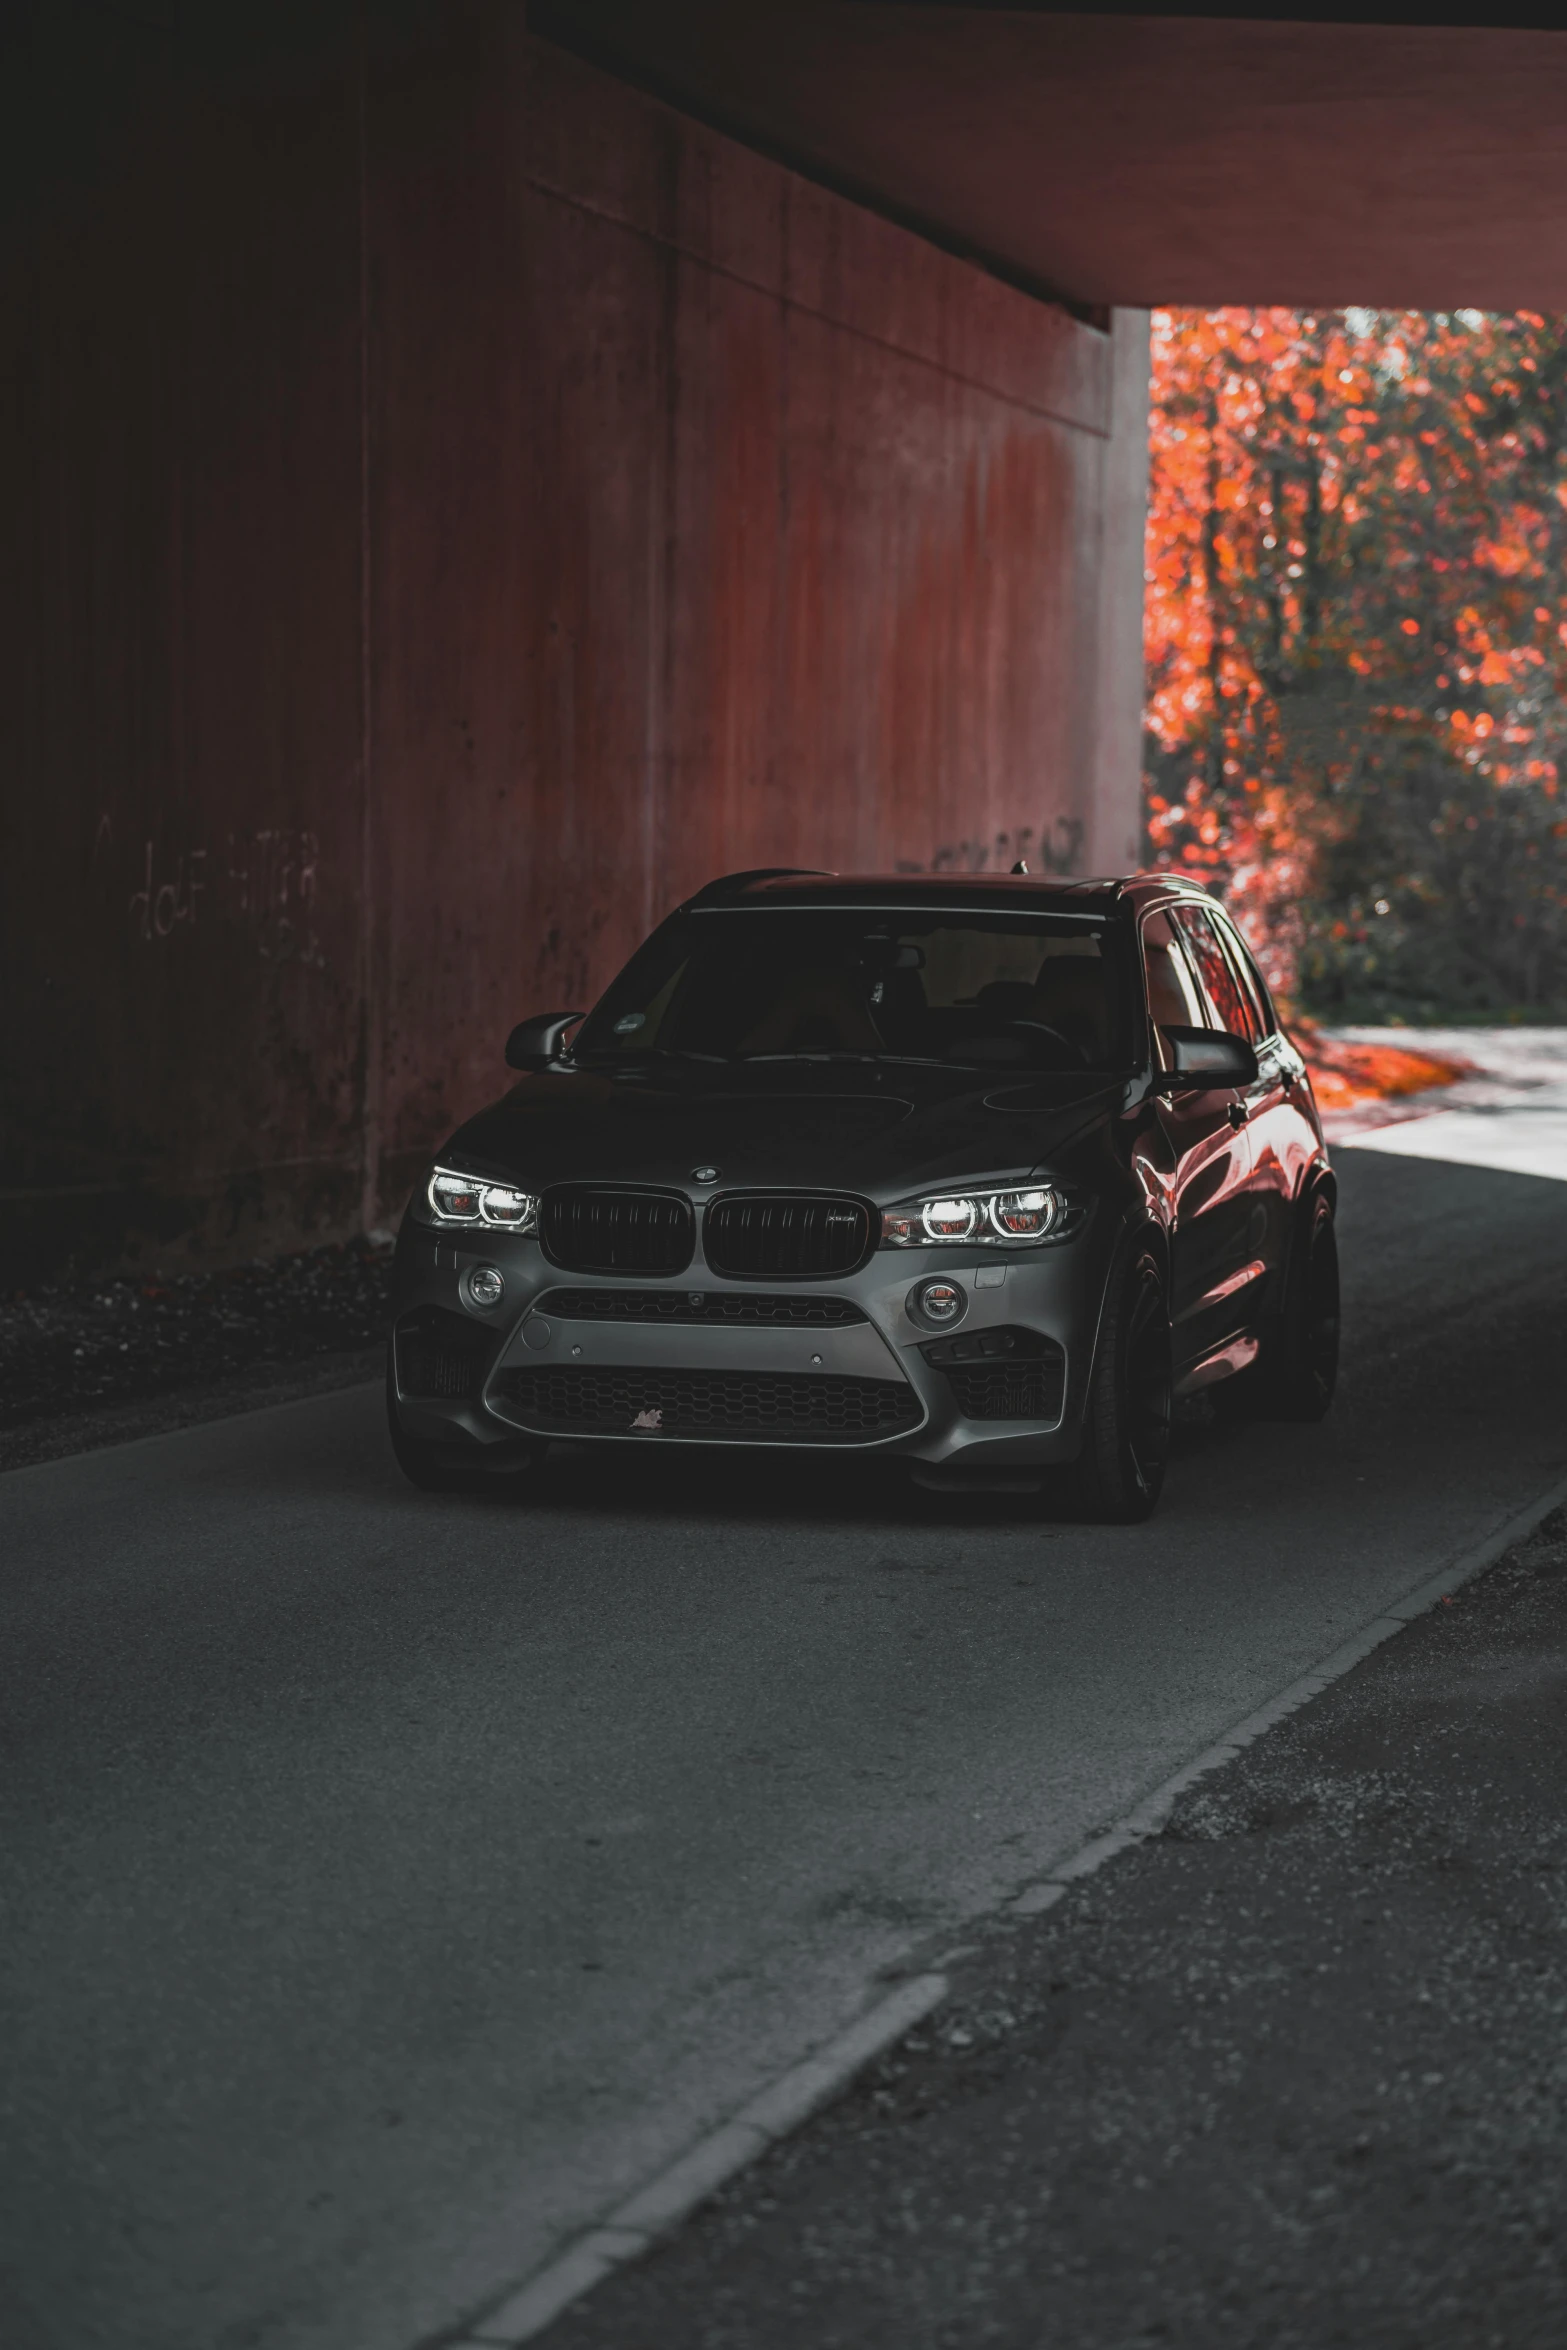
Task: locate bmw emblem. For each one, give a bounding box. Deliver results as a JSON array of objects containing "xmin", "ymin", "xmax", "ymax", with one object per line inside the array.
[{"xmin": 690, "ymin": 1165, "xmax": 720, "ymax": 1184}]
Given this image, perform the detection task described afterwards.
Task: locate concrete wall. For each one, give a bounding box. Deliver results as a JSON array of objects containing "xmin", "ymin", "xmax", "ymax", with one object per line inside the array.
[{"xmin": 1, "ymin": 6, "xmax": 1148, "ymax": 1282}]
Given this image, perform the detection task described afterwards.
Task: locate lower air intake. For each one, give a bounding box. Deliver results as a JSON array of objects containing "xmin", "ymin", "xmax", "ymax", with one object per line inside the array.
[
  {"xmin": 395, "ymin": 1309, "xmax": 492, "ymax": 1402},
  {"xmin": 493, "ymin": 1365, "xmax": 920, "ymax": 1443},
  {"xmin": 942, "ymin": 1360, "xmax": 1063, "ymax": 1419},
  {"xmin": 536, "ymin": 1288, "xmax": 866, "ymax": 1327},
  {"xmin": 921, "ymin": 1327, "xmax": 1066, "ymax": 1422}
]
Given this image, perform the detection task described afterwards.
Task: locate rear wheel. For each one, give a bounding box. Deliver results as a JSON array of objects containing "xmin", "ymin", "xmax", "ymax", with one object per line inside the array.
[
  {"xmin": 1072, "ymin": 1244, "xmax": 1172, "ymax": 1523},
  {"xmin": 1257, "ymin": 1188, "xmax": 1339, "ymax": 1421},
  {"xmin": 385, "ymin": 1349, "xmax": 542, "ymax": 1494}
]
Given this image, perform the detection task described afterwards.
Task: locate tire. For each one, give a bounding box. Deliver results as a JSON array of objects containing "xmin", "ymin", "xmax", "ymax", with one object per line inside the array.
[
  {"xmin": 1072, "ymin": 1242, "xmax": 1173, "ymax": 1523},
  {"xmin": 385, "ymin": 1349, "xmax": 542, "ymax": 1495},
  {"xmin": 1255, "ymin": 1188, "xmax": 1339, "ymax": 1422}
]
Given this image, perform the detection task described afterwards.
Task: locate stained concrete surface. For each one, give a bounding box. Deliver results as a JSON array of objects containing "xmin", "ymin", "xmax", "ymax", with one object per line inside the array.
[
  {"xmin": 6, "ymin": 18, "xmax": 1144, "ymax": 1282},
  {"xmin": 548, "ymin": 1511, "xmax": 1567, "ymax": 2350},
  {"xmin": 2, "ymin": 1147, "xmax": 1567, "ymax": 2350}
]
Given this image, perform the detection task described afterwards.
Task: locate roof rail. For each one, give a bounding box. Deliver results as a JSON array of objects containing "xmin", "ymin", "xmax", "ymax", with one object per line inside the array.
[{"xmin": 685, "ymin": 866, "xmax": 835, "ymax": 904}]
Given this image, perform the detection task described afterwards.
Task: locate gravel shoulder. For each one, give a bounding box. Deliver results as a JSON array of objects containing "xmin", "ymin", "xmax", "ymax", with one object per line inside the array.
[
  {"xmin": 541, "ymin": 1509, "xmax": 1567, "ymax": 2350},
  {"xmin": 0, "ymin": 1243, "xmax": 390, "ymax": 1471}
]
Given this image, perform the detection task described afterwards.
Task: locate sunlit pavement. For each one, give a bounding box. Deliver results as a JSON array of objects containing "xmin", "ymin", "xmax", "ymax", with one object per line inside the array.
[
  {"xmin": 1325, "ymin": 1025, "xmax": 1567, "ymax": 1182},
  {"xmin": 4, "ymin": 1112, "xmax": 1567, "ymax": 2350}
]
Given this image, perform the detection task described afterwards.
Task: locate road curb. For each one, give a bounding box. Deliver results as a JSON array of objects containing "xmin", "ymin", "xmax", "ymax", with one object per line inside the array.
[
  {"xmin": 1009, "ymin": 1467, "xmax": 1567, "ymax": 1912},
  {"xmin": 440, "ymin": 1466, "xmax": 1567, "ymax": 2348},
  {"xmin": 452, "ymin": 1973, "xmax": 950, "ymax": 2346}
]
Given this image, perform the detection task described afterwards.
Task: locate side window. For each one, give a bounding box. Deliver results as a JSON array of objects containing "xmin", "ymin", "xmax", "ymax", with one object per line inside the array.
[
  {"xmin": 1172, "ymin": 905, "xmax": 1254, "ymax": 1042},
  {"xmin": 1212, "ymin": 913, "xmax": 1277, "ymax": 1041},
  {"xmin": 1141, "ymin": 909, "xmax": 1210, "ymax": 1067}
]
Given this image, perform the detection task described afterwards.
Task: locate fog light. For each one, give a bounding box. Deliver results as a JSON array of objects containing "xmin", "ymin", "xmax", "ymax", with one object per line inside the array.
[
  {"xmin": 913, "ymin": 1276, "xmax": 965, "ymax": 1328},
  {"xmin": 462, "ymin": 1263, "xmax": 505, "ymax": 1313}
]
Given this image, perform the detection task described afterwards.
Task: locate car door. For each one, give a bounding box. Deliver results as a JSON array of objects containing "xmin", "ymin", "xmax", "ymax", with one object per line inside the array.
[
  {"xmin": 1142, "ymin": 906, "xmax": 1259, "ymax": 1373},
  {"xmin": 1206, "ymin": 908, "xmax": 1315, "ymax": 1284}
]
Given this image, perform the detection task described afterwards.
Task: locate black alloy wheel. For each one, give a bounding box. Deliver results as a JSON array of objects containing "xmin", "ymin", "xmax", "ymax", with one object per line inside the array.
[
  {"xmin": 1073, "ymin": 1243, "xmax": 1172, "ymax": 1523},
  {"xmin": 1259, "ymin": 1187, "xmax": 1340, "ymax": 1421},
  {"xmin": 384, "ymin": 1349, "xmax": 542, "ymax": 1494}
]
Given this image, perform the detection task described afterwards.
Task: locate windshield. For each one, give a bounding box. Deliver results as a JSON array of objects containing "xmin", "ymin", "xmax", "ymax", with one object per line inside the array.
[{"xmin": 572, "ymin": 907, "xmax": 1132, "ymax": 1073}]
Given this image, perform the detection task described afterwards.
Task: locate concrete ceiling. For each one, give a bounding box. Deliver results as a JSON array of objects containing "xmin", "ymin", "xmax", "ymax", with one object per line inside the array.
[{"xmin": 539, "ymin": 3, "xmax": 1567, "ymax": 311}]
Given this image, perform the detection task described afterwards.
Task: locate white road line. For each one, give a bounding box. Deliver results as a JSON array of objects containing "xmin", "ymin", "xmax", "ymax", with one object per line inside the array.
[{"xmin": 435, "ymin": 1463, "xmax": 1567, "ymax": 2349}]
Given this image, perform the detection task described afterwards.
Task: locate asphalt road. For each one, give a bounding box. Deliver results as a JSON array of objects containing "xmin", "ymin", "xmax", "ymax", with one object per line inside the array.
[
  {"xmin": 5, "ymin": 1140, "xmax": 1567, "ymax": 2350},
  {"xmin": 550, "ymin": 1509, "xmax": 1567, "ymax": 2350}
]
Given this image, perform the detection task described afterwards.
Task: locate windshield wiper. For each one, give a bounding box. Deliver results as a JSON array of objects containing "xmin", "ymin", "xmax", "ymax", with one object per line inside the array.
[
  {"xmin": 577, "ymin": 1047, "xmax": 731, "ymax": 1069},
  {"xmin": 737, "ymin": 1050, "xmax": 951, "ymax": 1068}
]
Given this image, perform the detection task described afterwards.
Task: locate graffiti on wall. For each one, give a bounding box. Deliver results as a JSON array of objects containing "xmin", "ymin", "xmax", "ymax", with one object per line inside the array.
[
  {"xmin": 897, "ymin": 815, "xmax": 1086, "ymax": 878},
  {"xmin": 92, "ymin": 816, "xmax": 326, "ymax": 965}
]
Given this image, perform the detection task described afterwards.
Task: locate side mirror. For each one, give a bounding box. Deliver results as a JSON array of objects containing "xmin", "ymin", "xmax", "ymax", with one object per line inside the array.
[
  {"xmin": 1151, "ymin": 1024, "xmax": 1258, "ymax": 1092},
  {"xmin": 505, "ymin": 1011, "xmax": 585, "ymax": 1072}
]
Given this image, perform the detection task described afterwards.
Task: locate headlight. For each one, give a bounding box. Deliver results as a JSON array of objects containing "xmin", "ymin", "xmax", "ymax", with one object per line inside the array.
[
  {"xmin": 880, "ymin": 1184, "xmax": 1067, "ymax": 1249},
  {"xmin": 427, "ymin": 1165, "xmax": 538, "ymax": 1231}
]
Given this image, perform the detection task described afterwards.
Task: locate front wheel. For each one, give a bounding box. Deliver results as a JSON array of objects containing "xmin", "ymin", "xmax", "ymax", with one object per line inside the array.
[
  {"xmin": 1072, "ymin": 1244, "xmax": 1172, "ymax": 1523},
  {"xmin": 1256, "ymin": 1189, "xmax": 1339, "ymax": 1421}
]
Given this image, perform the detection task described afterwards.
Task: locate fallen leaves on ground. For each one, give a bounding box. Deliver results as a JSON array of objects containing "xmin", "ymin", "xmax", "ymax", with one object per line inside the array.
[{"xmin": 1295, "ymin": 1026, "xmax": 1470, "ymax": 1110}]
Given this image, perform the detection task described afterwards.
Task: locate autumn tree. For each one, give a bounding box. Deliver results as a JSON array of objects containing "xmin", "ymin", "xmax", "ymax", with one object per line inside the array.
[{"xmin": 1145, "ymin": 307, "xmax": 1567, "ymax": 1017}]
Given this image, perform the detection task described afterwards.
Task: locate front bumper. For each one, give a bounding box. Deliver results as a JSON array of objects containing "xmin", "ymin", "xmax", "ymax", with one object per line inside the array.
[{"xmin": 389, "ymin": 1211, "xmax": 1114, "ymax": 1467}]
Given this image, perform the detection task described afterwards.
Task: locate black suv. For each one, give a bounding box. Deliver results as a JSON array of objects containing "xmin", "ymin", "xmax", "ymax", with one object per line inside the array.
[{"xmin": 388, "ymin": 869, "xmax": 1337, "ymax": 1520}]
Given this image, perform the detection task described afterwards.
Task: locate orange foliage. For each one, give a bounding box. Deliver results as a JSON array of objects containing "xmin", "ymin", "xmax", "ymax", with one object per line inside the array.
[
  {"xmin": 1144, "ymin": 309, "xmax": 1567, "ymax": 1011},
  {"xmin": 1294, "ymin": 1028, "xmax": 1469, "ymax": 1111}
]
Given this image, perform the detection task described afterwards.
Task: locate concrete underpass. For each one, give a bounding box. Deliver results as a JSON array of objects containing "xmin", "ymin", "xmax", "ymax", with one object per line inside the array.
[{"xmin": 5, "ymin": 8, "xmax": 1567, "ymax": 2347}]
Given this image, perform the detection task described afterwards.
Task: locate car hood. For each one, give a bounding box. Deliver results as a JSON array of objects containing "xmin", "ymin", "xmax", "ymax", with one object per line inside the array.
[{"xmin": 439, "ymin": 1059, "xmax": 1126, "ymax": 1202}]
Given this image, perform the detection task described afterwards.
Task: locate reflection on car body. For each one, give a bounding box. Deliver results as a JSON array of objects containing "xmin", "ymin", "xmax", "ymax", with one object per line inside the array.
[{"xmin": 388, "ymin": 869, "xmax": 1338, "ymax": 1520}]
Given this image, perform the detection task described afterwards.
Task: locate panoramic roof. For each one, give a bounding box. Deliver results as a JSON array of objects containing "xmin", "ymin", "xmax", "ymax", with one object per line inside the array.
[{"xmin": 540, "ymin": 3, "xmax": 1567, "ymax": 310}]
